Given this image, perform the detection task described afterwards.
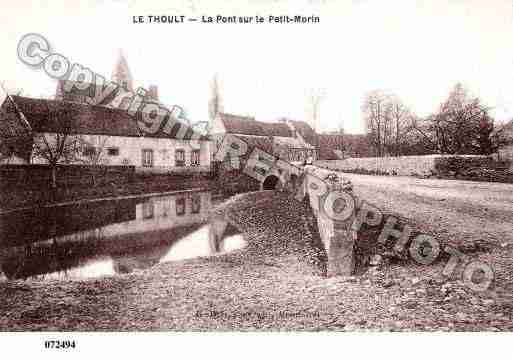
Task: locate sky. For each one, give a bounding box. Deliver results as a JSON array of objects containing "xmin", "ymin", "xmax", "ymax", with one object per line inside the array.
[{"xmin": 1, "ymin": 0, "xmax": 513, "ymax": 134}]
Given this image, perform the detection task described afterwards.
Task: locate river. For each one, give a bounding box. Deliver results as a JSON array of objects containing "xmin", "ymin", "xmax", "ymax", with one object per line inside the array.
[{"xmin": 0, "ymin": 191, "xmax": 246, "ymax": 281}]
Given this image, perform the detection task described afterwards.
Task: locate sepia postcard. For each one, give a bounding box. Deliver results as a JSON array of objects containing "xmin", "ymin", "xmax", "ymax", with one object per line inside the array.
[{"xmin": 0, "ymin": 0, "xmax": 512, "ymax": 356}]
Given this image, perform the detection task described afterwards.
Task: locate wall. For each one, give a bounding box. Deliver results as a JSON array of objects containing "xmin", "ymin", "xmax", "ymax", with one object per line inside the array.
[
  {"xmin": 0, "ymin": 155, "xmax": 27, "ymax": 165},
  {"xmin": 302, "ymin": 166, "xmax": 357, "ymax": 277},
  {"xmin": 498, "ymin": 144, "xmax": 513, "ymax": 164},
  {"xmin": 0, "ymin": 164, "xmax": 135, "ymax": 189},
  {"xmin": 316, "ymin": 155, "xmax": 489, "ymax": 177}
]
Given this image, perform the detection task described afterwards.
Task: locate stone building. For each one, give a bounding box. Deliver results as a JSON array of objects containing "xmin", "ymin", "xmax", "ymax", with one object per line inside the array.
[
  {"xmin": 318, "ymin": 133, "xmax": 372, "ymax": 160},
  {"xmin": 210, "ymin": 112, "xmax": 318, "ymax": 165},
  {"xmin": 1, "ymin": 50, "xmax": 211, "ymax": 172},
  {"xmin": 1, "ymin": 96, "xmax": 211, "ymax": 173}
]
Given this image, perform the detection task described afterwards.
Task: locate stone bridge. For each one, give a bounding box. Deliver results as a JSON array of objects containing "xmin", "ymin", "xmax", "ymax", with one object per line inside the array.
[{"xmin": 225, "ymin": 165, "xmax": 359, "ymax": 277}]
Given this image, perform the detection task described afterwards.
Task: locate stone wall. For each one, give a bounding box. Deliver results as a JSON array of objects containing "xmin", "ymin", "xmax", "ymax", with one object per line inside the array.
[
  {"xmin": 498, "ymin": 144, "xmax": 513, "ymax": 164},
  {"xmin": 316, "ymin": 155, "xmax": 488, "ymax": 177},
  {"xmin": 0, "ymin": 164, "xmax": 135, "ymax": 189},
  {"xmin": 303, "ymin": 166, "xmax": 357, "ymax": 277}
]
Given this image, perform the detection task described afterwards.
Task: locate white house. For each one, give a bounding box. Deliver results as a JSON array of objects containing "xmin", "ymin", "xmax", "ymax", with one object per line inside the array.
[{"xmin": 1, "ymin": 96, "xmax": 212, "ymax": 173}]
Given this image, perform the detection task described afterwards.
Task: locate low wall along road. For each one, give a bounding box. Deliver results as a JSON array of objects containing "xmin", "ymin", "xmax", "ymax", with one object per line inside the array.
[
  {"xmin": 316, "ymin": 154, "xmax": 489, "ymax": 177},
  {"xmin": 301, "ymin": 166, "xmax": 358, "ymax": 277}
]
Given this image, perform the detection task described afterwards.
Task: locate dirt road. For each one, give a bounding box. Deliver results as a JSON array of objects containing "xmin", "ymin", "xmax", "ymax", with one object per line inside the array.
[{"xmin": 341, "ymin": 173, "xmax": 513, "ymax": 248}]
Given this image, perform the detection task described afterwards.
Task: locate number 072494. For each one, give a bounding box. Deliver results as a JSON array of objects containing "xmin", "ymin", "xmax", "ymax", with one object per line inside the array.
[{"xmin": 44, "ymin": 340, "xmax": 76, "ymax": 349}]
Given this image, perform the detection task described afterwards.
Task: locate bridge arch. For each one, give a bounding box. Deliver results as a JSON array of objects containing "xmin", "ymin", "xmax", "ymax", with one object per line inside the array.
[{"xmin": 262, "ymin": 174, "xmax": 281, "ymax": 190}]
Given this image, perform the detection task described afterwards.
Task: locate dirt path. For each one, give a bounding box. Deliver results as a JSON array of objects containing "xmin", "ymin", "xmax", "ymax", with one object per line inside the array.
[
  {"xmin": 341, "ymin": 173, "xmax": 513, "ymax": 248},
  {"xmin": 338, "ymin": 173, "xmax": 513, "ymax": 310}
]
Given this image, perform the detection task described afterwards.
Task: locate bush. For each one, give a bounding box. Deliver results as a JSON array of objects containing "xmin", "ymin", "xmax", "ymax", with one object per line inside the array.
[
  {"xmin": 434, "ymin": 156, "xmax": 493, "ymax": 174},
  {"xmin": 434, "ymin": 156, "xmax": 513, "ymax": 183}
]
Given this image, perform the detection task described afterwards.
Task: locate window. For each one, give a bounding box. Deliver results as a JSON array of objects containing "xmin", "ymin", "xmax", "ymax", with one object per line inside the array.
[
  {"xmin": 294, "ymin": 150, "xmax": 300, "ymax": 161},
  {"xmin": 142, "ymin": 149, "xmax": 153, "ymax": 167},
  {"xmin": 176, "ymin": 197, "xmax": 185, "ymax": 216},
  {"xmin": 224, "ymin": 152, "xmax": 233, "ymax": 169},
  {"xmin": 191, "ymin": 150, "xmax": 200, "ymax": 166},
  {"xmin": 191, "ymin": 195, "xmax": 201, "ymax": 214},
  {"xmin": 175, "ymin": 149, "xmax": 185, "ymax": 167},
  {"xmin": 299, "ymin": 151, "xmax": 305, "ymax": 161},
  {"xmin": 142, "ymin": 202, "xmax": 154, "ymax": 219},
  {"xmin": 107, "ymin": 147, "xmax": 119, "ymax": 156},
  {"xmin": 160, "ymin": 149, "xmax": 168, "ymax": 161},
  {"xmin": 162, "ymin": 202, "xmax": 169, "ymax": 217},
  {"xmin": 83, "ymin": 146, "xmax": 96, "ymax": 157}
]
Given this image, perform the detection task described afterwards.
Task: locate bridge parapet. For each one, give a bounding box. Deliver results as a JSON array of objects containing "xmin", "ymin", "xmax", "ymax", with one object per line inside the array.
[{"xmin": 303, "ymin": 166, "xmax": 357, "ymax": 277}]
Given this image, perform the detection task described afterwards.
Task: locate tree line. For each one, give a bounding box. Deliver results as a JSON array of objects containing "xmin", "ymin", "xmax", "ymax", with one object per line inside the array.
[{"xmin": 363, "ymin": 83, "xmax": 509, "ymax": 157}]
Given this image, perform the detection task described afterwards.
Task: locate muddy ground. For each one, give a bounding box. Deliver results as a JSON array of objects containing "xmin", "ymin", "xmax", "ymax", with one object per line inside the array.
[{"xmin": 1, "ymin": 183, "xmax": 512, "ymax": 331}]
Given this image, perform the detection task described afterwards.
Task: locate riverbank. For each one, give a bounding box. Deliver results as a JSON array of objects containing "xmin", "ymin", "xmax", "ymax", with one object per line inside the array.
[
  {"xmin": 0, "ymin": 175, "xmax": 211, "ymax": 212},
  {"xmin": 0, "ymin": 171, "xmax": 261, "ymax": 212},
  {"xmin": 1, "ymin": 190, "xmax": 512, "ymax": 331}
]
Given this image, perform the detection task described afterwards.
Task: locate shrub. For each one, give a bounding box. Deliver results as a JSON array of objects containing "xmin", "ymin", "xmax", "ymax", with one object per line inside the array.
[{"xmin": 434, "ymin": 156, "xmax": 513, "ymax": 183}]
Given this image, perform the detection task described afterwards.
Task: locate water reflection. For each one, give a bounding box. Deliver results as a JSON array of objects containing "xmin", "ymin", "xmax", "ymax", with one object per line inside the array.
[{"xmin": 0, "ymin": 191, "xmax": 246, "ymax": 281}]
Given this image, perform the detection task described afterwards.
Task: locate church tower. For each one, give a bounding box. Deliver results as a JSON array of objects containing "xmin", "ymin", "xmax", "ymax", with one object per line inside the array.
[{"xmin": 112, "ymin": 49, "xmax": 134, "ymax": 92}]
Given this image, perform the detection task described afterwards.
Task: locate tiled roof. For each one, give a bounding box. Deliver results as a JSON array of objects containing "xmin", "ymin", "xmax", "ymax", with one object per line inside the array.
[
  {"xmin": 219, "ymin": 113, "xmax": 293, "ymax": 137},
  {"xmin": 317, "ymin": 133, "xmax": 372, "ymax": 159},
  {"xmin": 274, "ymin": 135, "xmax": 315, "ymax": 149},
  {"xmin": 318, "ymin": 134, "xmax": 345, "ymax": 160},
  {"xmin": 2, "ymin": 96, "xmax": 202, "ymax": 140},
  {"xmin": 233, "ymin": 135, "xmax": 274, "ymax": 154},
  {"xmin": 343, "ymin": 134, "xmax": 372, "ymax": 158},
  {"xmin": 56, "ymin": 80, "xmax": 115, "ymax": 105}
]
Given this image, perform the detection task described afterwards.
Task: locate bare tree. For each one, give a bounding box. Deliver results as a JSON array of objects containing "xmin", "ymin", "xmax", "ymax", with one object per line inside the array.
[
  {"xmin": 79, "ymin": 136, "xmax": 110, "ymax": 165},
  {"xmin": 78, "ymin": 135, "xmax": 112, "ymax": 185},
  {"xmin": 306, "ymin": 88, "xmax": 325, "ymax": 132},
  {"xmin": 362, "ymin": 90, "xmax": 389, "ymax": 157},
  {"xmin": 384, "ymin": 95, "xmax": 415, "ymax": 156},
  {"xmin": 31, "ymin": 103, "xmax": 84, "ymax": 188},
  {"xmin": 337, "ymin": 114, "xmax": 345, "ymax": 134},
  {"xmin": 208, "ymin": 73, "xmax": 223, "ymax": 128},
  {"xmin": 363, "ymin": 90, "xmax": 417, "ymax": 157}
]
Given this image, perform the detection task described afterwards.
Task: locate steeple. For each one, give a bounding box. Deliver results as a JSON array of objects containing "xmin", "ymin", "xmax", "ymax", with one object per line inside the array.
[{"xmin": 112, "ymin": 49, "xmax": 133, "ymax": 92}]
